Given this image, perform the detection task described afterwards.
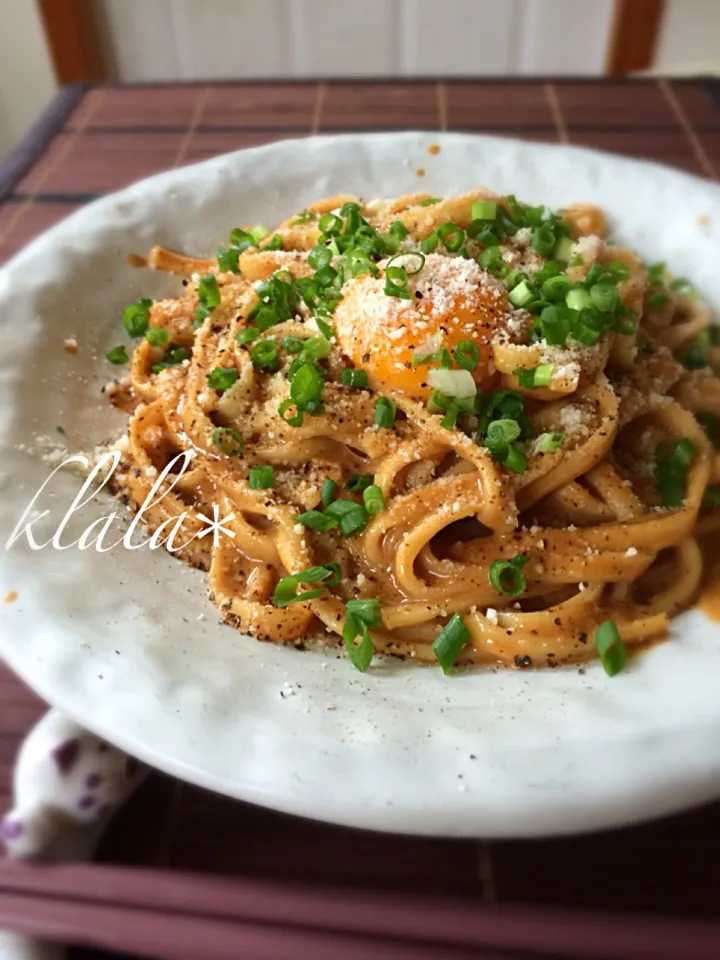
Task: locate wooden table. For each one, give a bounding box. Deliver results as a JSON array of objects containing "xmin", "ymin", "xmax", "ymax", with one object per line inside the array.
[{"xmin": 2, "ymin": 79, "xmax": 720, "ymax": 958}]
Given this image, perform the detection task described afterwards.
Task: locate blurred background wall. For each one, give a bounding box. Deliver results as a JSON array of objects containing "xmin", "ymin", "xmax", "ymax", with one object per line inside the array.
[
  {"xmin": 0, "ymin": 0, "xmax": 56, "ymax": 158},
  {"xmin": 1, "ymin": 0, "xmax": 720, "ymax": 160}
]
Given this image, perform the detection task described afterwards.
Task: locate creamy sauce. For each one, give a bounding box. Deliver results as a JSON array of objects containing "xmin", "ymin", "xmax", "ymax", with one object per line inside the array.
[
  {"xmin": 698, "ymin": 534, "xmax": 720, "ymax": 621},
  {"xmin": 700, "ymin": 576, "xmax": 720, "ymax": 621},
  {"xmin": 107, "ymin": 382, "xmax": 138, "ymax": 414}
]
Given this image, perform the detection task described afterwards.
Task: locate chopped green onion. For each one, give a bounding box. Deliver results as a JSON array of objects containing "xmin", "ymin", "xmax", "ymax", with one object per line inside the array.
[
  {"xmin": 294, "ymin": 509, "xmax": 338, "ymax": 532},
  {"xmin": 573, "ymin": 306, "xmax": 609, "ymax": 345},
  {"xmin": 265, "ymin": 233, "xmax": 285, "ymax": 251},
  {"xmin": 412, "ymin": 345, "xmax": 453, "ymax": 369},
  {"xmin": 123, "ymin": 298, "xmax": 153, "ymax": 338},
  {"xmin": 315, "ymin": 317, "xmax": 336, "ymax": 340},
  {"xmin": 428, "ymin": 368, "xmax": 476, "ymax": 398},
  {"xmin": 474, "ymin": 226, "xmax": 499, "ymax": 246},
  {"xmin": 343, "ymin": 598, "xmax": 381, "ymax": 672},
  {"xmin": 375, "ymin": 396, "xmax": 396, "ymax": 429},
  {"xmin": 212, "ymin": 427, "xmax": 243, "ymax": 456},
  {"xmin": 514, "ymin": 364, "xmax": 554, "ymax": 389},
  {"xmin": 345, "ymin": 473, "xmax": 373, "ymax": 493},
  {"xmin": 227, "ymin": 228, "xmax": 254, "ymax": 250},
  {"xmin": 292, "ymin": 210, "xmax": 316, "ymax": 225},
  {"xmin": 152, "ymin": 345, "xmax": 188, "ymax": 373},
  {"xmin": 251, "ymin": 338, "xmax": 279, "ymax": 372},
  {"xmin": 647, "ymin": 262, "xmax": 666, "ymax": 284},
  {"xmin": 485, "ymin": 418, "xmax": 522, "ymax": 462},
  {"xmin": 489, "ymin": 554, "xmax": 529, "ymax": 597},
  {"xmin": 420, "ymin": 231, "xmax": 439, "ymax": 254},
  {"xmin": 194, "ymin": 306, "xmax": 210, "ymax": 328},
  {"xmin": 363, "ymin": 485, "xmax": 384, "ymax": 516},
  {"xmin": 677, "ymin": 330, "xmax": 710, "ymax": 370},
  {"xmin": 236, "ymin": 327, "xmax": 260, "ymax": 346},
  {"xmin": 437, "ymin": 222, "xmax": 465, "ymax": 252},
  {"xmin": 505, "ymin": 269, "xmax": 528, "ymax": 289},
  {"xmin": 106, "ymin": 345, "xmax": 129, "ymax": 365},
  {"xmin": 420, "ymin": 197, "xmax": 441, "ymax": 206},
  {"xmin": 249, "ymin": 273, "xmax": 299, "ymax": 331},
  {"xmin": 321, "ymin": 477, "xmax": 338, "ymax": 507},
  {"xmin": 318, "ymin": 212, "xmax": 343, "ymax": 234},
  {"xmin": 384, "ymin": 252, "xmax": 425, "ymax": 300},
  {"xmin": 55, "ymin": 425, "xmax": 65, "ymax": 435},
  {"xmin": 291, "ymin": 362, "xmax": 325, "ymax": 413},
  {"xmin": 553, "ymin": 235, "xmax": 574, "ymax": 262},
  {"xmin": 249, "ymin": 465, "xmax": 274, "ymax": 489},
  {"xmin": 590, "ymin": 282, "xmax": 620, "ymax": 313},
  {"xmin": 281, "ymin": 336, "xmax": 303, "ymax": 355},
  {"xmin": 655, "ymin": 437, "xmax": 696, "ymax": 508},
  {"xmin": 145, "ymin": 327, "xmax": 170, "ymax": 347},
  {"xmin": 540, "ymin": 275, "xmax": 571, "ymax": 303},
  {"xmin": 566, "ymin": 288, "xmax": 592, "ymax": 312},
  {"xmin": 535, "ymin": 431, "xmax": 566, "ymax": 452},
  {"xmin": 382, "ymin": 221, "xmax": 410, "ymax": 254},
  {"xmin": 249, "ymin": 225, "xmax": 268, "ymax": 243},
  {"xmin": 217, "ymin": 247, "xmax": 241, "ymax": 274},
  {"xmin": 594, "ymin": 620, "xmax": 627, "ymax": 677},
  {"xmin": 340, "ymin": 368, "xmax": 369, "ymax": 388},
  {"xmin": 432, "ymin": 613, "xmax": 471, "ymax": 675},
  {"xmin": 585, "ymin": 263, "xmax": 606, "ymax": 286},
  {"xmin": 646, "ymin": 291, "xmax": 669, "ymax": 310},
  {"xmin": 278, "ymin": 399, "xmax": 304, "ymax": 427},
  {"xmin": 609, "ymin": 261, "xmax": 630, "ymax": 282},
  {"xmin": 308, "ymin": 245, "xmax": 333, "ymax": 270},
  {"xmin": 427, "ymin": 391, "xmax": 475, "ymax": 429},
  {"xmin": 207, "ymin": 367, "xmax": 239, "ymax": 392},
  {"xmin": 198, "ymin": 275, "xmax": 221, "ymax": 310},
  {"xmin": 385, "ymin": 264, "xmax": 411, "ymax": 299},
  {"xmin": 273, "ymin": 563, "xmax": 341, "ymax": 608},
  {"xmin": 301, "ymin": 336, "xmax": 331, "ymax": 361},
  {"xmin": 539, "ymin": 305, "xmax": 577, "ymax": 346},
  {"xmin": 471, "ymin": 200, "xmax": 497, "ymax": 221},
  {"xmin": 508, "ymin": 279, "xmax": 536, "ymax": 307},
  {"xmin": 669, "ymin": 276, "xmax": 695, "ymax": 296},
  {"xmin": 454, "ymin": 340, "xmax": 480, "ymax": 371},
  {"xmin": 324, "ymin": 499, "xmax": 369, "ymax": 536},
  {"xmin": 504, "ymin": 445, "xmax": 528, "ymax": 474},
  {"xmin": 478, "ymin": 245, "xmax": 504, "ymax": 270},
  {"xmin": 532, "ymin": 224, "xmax": 556, "ymax": 256}
]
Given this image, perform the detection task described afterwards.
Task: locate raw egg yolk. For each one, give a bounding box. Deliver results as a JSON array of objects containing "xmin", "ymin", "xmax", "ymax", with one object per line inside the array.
[{"xmin": 333, "ymin": 253, "xmax": 509, "ymax": 401}]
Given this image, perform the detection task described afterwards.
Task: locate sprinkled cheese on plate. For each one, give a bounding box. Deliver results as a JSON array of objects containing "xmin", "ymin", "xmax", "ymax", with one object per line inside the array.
[
  {"xmin": 559, "ymin": 404, "xmax": 590, "ymax": 434},
  {"xmin": 570, "ymin": 235, "xmax": 602, "ymax": 264}
]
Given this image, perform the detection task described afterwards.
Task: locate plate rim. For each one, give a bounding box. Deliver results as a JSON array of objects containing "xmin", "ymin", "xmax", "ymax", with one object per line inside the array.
[{"xmin": 2, "ymin": 129, "xmax": 720, "ymax": 839}]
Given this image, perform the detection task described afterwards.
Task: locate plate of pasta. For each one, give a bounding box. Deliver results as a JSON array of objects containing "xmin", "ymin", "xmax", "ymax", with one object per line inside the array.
[{"xmin": 1, "ymin": 131, "xmax": 720, "ymax": 837}]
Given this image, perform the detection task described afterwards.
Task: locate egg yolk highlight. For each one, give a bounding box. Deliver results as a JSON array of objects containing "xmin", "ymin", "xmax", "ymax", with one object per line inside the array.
[{"xmin": 334, "ymin": 253, "xmax": 509, "ymax": 401}]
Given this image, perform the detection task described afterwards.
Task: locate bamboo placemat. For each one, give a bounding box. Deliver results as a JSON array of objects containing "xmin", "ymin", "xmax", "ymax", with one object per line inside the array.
[{"xmin": 1, "ymin": 81, "xmax": 720, "ymax": 954}]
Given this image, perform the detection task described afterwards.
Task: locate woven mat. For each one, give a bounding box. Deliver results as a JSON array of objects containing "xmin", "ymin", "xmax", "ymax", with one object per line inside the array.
[{"xmin": 2, "ymin": 80, "xmax": 720, "ymax": 938}]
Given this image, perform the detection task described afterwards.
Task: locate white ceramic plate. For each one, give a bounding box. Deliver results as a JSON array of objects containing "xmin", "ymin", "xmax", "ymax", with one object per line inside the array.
[{"xmin": 1, "ymin": 132, "xmax": 720, "ymax": 838}]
